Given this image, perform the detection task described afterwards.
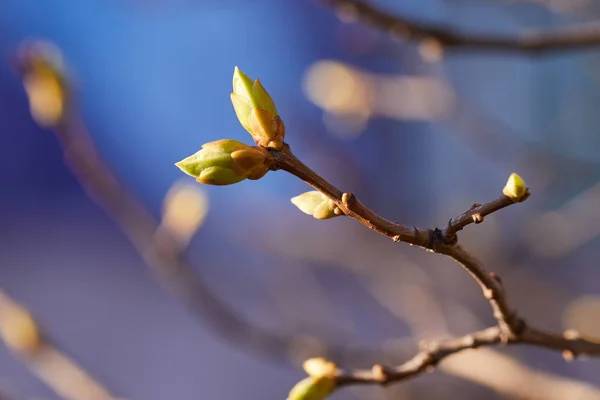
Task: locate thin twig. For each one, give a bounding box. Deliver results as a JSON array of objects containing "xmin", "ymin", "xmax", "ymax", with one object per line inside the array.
[
  {"xmin": 271, "ymin": 145, "xmax": 520, "ymax": 333},
  {"xmin": 335, "ymin": 325, "xmax": 600, "ymax": 387},
  {"xmin": 322, "ymin": 0, "xmax": 600, "ymax": 54},
  {"xmin": 271, "ymin": 145, "xmax": 432, "ymax": 247},
  {"xmin": 336, "ymin": 326, "xmax": 503, "ymax": 386},
  {"xmin": 441, "ymin": 195, "xmax": 519, "ymax": 243}
]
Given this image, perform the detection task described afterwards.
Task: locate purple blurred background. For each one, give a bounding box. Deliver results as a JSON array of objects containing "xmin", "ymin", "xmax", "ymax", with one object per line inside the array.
[{"xmin": 1, "ymin": 0, "xmax": 599, "ymax": 399}]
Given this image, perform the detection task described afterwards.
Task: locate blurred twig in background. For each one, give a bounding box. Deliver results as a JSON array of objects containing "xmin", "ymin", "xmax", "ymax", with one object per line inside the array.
[
  {"xmin": 323, "ymin": 0, "xmax": 600, "ymax": 53},
  {"xmin": 0, "ymin": 291, "xmax": 117, "ymax": 400},
  {"xmin": 12, "ymin": 40, "xmax": 297, "ymax": 362}
]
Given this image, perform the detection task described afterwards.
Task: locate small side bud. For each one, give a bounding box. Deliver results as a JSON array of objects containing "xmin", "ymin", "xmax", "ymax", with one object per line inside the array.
[
  {"xmin": 287, "ymin": 376, "xmax": 335, "ymax": 400},
  {"xmin": 175, "ymin": 139, "xmax": 273, "ymax": 185},
  {"xmin": 371, "ymin": 364, "xmax": 388, "ymax": 382},
  {"xmin": 231, "ymin": 67, "xmax": 285, "ymax": 150},
  {"xmin": 503, "ymin": 173, "xmax": 528, "ymax": 202},
  {"xmin": 303, "ymin": 358, "xmax": 337, "ymax": 378},
  {"xmin": 291, "ymin": 191, "xmax": 340, "ymax": 220}
]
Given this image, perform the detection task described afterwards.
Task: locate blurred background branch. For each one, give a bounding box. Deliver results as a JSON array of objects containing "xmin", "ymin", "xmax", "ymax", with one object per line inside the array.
[
  {"xmin": 323, "ymin": 0, "xmax": 600, "ymax": 53},
  {"xmin": 0, "ymin": 291, "xmax": 117, "ymax": 400}
]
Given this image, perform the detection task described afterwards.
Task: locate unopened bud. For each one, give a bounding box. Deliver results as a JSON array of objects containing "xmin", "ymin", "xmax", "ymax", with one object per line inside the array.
[
  {"xmin": 291, "ymin": 191, "xmax": 340, "ymax": 220},
  {"xmin": 231, "ymin": 67, "xmax": 285, "ymax": 150},
  {"xmin": 175, "ymin": 139, "xmax": 273, "ymax": 185},
  {"xmin": 503, "ymin": 173, "xmax": 528, "ymax": 202}
]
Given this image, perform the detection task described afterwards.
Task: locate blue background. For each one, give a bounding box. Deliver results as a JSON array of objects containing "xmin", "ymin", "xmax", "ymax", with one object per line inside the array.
[{"xmin": 1, "ymin": 0, "xmax": 599, "ymax": 399}]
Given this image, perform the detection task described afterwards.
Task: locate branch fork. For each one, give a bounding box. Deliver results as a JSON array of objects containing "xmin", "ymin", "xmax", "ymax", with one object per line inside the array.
[{"xmin": 272, "ymin": 143, "xmax": 600, "ymax": 394}]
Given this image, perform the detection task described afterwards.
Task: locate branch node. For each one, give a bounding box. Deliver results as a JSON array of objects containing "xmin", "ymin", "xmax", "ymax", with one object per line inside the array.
[
  {"xmin": 472, "ymin": 213, "xmax": 483, "ymax": 224},
  {"xmin": 392, "ymin": 235, "xmax": 401, "ymax": 243},
  {"xmin": 341, "ymin": 192, "xmax": 356, "ymax": 206},
  {"xmin": 371, "ymin": 364, "xmax": 389, "ymax": 383},
  {"xmin": 512, "ymin": 316, "xmax": 527, "ymax": 336},
  {"xmin": 428, "ymin": 228, "xmax": 442, "ymax": 249},
  {"xmin": 489, "ymin": 272, "xmax": 503, "ymax": 287}
]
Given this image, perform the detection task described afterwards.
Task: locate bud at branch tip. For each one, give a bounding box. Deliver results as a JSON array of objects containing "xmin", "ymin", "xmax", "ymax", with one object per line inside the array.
[
  {"xmin": 231, "ymin": 67, "xmax": 285, "ymax": 150},
  {"xmin": 503, "ymin": 173, "xmax": 528, "ymax": 202}
]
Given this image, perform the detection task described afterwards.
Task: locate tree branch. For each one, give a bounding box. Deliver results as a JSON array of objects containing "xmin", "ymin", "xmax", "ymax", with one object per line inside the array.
[
  {"xmin": 441, "ymin": 195, "xmax": 525, "ymax": 243},
  {"xmin": 271, "ymin": 145, "xmax": 522, "ymax": 334},
  {"xmin": 335, "ymin": 325, "xmax": 600, "ymax": 388},
  {"xmin": 335, "ymin": 326, "xmax": 503, "ymax": 386},
  {"xmin": 322, "ymin": 0, "xmax": 600, "ymax": 54},
  {"xmin": 271, "ymin": 144, "xmax": 600, "ymax": 391},
  {"xmin": 271, "ymin": 145, "xmax": 431, "ymax": 247}
]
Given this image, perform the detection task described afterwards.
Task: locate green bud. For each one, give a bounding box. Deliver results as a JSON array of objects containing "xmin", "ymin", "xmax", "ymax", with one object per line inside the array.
[
  {"xmin": 287, "ymin": 376, "xmax": 335, "ymax": 400},
  {"xmin": 175, "ymin": 139, "xmax": 273, "ymax": 185},
  {"xmin": 503, "ymin": 173, "xmax": 528, "ymax": 202},
  {"xmin": 291, "ymin": 191, "xmax": 340, "ymax": 220},
  {"xmin": 303, "ymin": 358, "xmax": 337, "ymax": 378},
  {"xmin": 231, "ymin": 67, "xmax": 285, "ymax": 150}
]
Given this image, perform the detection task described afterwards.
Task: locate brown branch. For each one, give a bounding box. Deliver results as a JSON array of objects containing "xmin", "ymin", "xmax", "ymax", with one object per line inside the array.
[
  {"xmin": 335, "ymin": 326, "xmax": 503, "ymax": 386},
  {"xmin": 441, "ymin": 195, "xmax": 521, "ymax": 243},
  {"xmin": 271, "ymin": 144, "xmax": 431, "ymax": 247},
  {"xmin": 272, "ymin": 145, "xmax": 521, "ymax": 334},
  {"xmin": 434, "ymin": 243, "xmax": 523, "ymax": 335},
  {"xmin": 335, "ymin": 325, "xmax": 600, "ymax": 387},
  {"xmin": 273, "ymin": 146, "xmax": 521, "ymax": 335},
  {"xmin": 271, "ymin": 144, "xmax": 600, "ymax": 391},
  {"xmin": 322, "ymin": 0, "xmax": 600, "ymax": 54}
]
